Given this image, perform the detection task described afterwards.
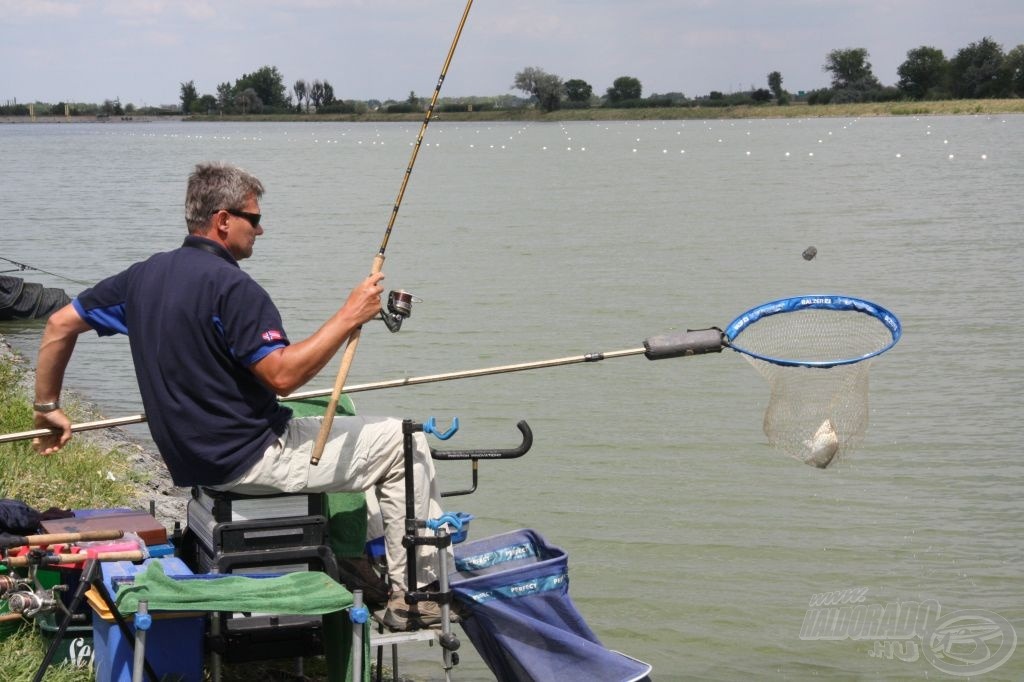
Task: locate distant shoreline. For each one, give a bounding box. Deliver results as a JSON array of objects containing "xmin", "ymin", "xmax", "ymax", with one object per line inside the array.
[
  {"xmin": 0, "ymin": 115, "xmax": 179, "ymax": 125},
  {"xmin": 3, "ymin": 99, "xmax": 1022, "ymax": 125}
]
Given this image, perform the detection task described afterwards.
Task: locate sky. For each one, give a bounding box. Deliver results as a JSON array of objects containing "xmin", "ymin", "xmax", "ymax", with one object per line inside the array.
[{"xmin": 2, "ymin": 0, "xmax": 1022, "ymax": 107}]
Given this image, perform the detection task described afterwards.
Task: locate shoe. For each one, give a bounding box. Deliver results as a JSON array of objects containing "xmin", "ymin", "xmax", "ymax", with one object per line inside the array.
[
  {"xmin": 337, "ymin": 556, "xmax": 389, "ymax": 609},
  {"xmin": 381, "ymin": 587, "xmax": 461, "ymax": 631}
]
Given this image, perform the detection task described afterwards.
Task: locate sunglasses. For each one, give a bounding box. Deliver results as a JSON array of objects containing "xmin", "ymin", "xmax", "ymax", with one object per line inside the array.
[{"xmin": 212, "ymin": 208, "xmax": 261, "ymax": 228}]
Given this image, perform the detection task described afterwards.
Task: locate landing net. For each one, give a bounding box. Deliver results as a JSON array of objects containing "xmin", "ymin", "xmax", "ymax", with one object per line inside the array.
[{"xmin": 724, "ymin": 296, "xmax": 901, "ymax": 468}]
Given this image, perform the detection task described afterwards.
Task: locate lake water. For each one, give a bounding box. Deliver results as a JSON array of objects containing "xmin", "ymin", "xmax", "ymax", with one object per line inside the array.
[{"xmin": 1, "ymin": 116, "xmax": 1022, "ymax": 680}]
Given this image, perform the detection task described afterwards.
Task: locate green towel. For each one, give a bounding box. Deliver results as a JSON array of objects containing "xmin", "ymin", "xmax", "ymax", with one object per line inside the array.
[{"xmin": 114, "ymin": 561, "xmax": 354, "ymax": 615}]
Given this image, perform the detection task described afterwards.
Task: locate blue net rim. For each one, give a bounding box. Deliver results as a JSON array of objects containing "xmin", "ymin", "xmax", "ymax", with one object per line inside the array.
[{"xmin": 723, "ymin": 295, "xmax": 902, "ymax": 368}]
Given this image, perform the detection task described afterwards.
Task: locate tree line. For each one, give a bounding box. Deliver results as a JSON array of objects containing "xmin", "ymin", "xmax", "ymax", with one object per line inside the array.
[
  {"xmin": 1, "ymin": 36, "xmax": 1020, "ymax": 119},
  {"xmin": 514, "ymin": 37, "xmax": 1024, "ymax": 111}
]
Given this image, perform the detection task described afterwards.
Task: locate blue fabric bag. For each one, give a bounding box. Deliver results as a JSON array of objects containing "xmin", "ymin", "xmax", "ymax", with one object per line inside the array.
[{"xmin": 451, "ymin": 528, "xmax": 652, "ymax": 682}]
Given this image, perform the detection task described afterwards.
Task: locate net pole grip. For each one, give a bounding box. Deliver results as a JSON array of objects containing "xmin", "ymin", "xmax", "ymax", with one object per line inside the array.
[{"xmin": 643, "ymin": 328, "xmax": 724, "ymax": 360}]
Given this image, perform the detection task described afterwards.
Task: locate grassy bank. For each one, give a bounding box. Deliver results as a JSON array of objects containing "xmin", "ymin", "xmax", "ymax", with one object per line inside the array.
[
  {"xmin": 0, "ymin": 344, "xmax": 137, "ymax": 682},
  {"xmin": 190, "ymin": 98, "xmax": 1024, "ymax": 124}
]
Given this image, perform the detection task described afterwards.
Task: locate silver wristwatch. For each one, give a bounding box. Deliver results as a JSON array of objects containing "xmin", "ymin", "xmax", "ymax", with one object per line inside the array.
[{"xmin": 33, "ymin": 400, "xmax": 61, "ymax": 413}]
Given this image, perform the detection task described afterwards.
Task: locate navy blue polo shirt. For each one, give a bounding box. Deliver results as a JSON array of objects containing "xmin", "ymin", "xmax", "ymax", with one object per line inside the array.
[{"xmin": 72, "ymin": 235, "xmax": 293, "ymax": 486}]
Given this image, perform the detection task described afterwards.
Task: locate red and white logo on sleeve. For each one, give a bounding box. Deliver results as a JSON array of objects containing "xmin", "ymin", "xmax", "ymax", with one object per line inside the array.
[{"xmin": 261, "ymin": 329, "xmax": 284, "ymax": 343}]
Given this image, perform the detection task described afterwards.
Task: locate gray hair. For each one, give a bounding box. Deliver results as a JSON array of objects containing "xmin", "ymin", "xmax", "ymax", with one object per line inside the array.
[{"xmin": 184, "ymin": 162, "xmax": 265, "ymax": 234}]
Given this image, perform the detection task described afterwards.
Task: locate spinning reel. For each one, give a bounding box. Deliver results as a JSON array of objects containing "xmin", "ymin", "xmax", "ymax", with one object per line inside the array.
[
  {"xmin": 0, "ymin": 553, "xmax": 65, "ymax": 619},
  {"xmin": 380, "ymin": 289, "xmax": 421, "ymax": 333}
]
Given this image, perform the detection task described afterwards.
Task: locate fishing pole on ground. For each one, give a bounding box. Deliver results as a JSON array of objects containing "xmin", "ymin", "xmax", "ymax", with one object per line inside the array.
[{"xmin": 310, "ymin": 0, "xmax": 474, "ymax": 466}]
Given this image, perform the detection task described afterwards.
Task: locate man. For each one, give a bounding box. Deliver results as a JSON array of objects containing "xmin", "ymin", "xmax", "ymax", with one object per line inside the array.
[{"xmin": 32, "ymin": 162, "xmax": 445, "ymax": 630}]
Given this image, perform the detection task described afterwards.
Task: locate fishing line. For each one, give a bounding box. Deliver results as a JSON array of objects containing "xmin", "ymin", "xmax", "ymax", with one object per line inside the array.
[
  {"xmin": 311, "ymin": 0, "xmax": 474, "ymax": 465},
  {"xmin": 0, "ymin": 256, "xmax": 92, "ymax": 286}
]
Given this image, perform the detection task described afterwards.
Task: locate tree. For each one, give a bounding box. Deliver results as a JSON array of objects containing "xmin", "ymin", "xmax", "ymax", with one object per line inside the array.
[
  {"xmin": 235, "ymin": 65, "xmax": 288, "ymax": 110},
  {"xmin": 1006, "ymin": 44, "xmax": 1024, "ymax": 97},
  {"xmin": 196, "ymin": 94, "xmax": 217, "ymax": 114},
  {"xmin": 606, "ymin": 76, "xmax": 642, "ymax": 104},
  {"xmin": 767, "ymin": 71, "xmax": 789, "ymax": 104},
  {"xmin": 564, "ymin": 79, "xmax": 593, "ymax": 104},
  {"xmin": 897, "ymin": 46, "xmax": 948, "ymax": 99},
  {"xmin": 824, "ymin": 48, "xmax": 881, "ymax": 90},
  {"xmin": 950, "ymin": 37, "xmax": 1010, "ymax": 98},
  {"xmin": 216, "ymin": 82, "xmax": 234, "ymax": 113},
  {"xmin": 180, "ymin": 80, "xmax": 198, "ymax": 114},
  {"xmin": 101, "ymin": 98, "xmax": 123, "ymax": 116},
  {"xmin": 322, "ymin": 80, "xmax": 335, "ymax": 106},
  {"xmin": 235, "ymin": 88, "xmax": 262, "ymax": 115},
  {"xmin": 309, "ymin": 80, "xmax": 325, "ymax": 110},
  {"xmin": 293, "ymin": 79, "xmax": 308, "ymax": 112},
  {"xmin": 513, "ymin": 67, "xmax": 564, "ymax": 112}
]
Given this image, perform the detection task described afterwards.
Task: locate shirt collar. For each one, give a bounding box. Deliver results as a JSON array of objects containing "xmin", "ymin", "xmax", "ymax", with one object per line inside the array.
[{"xmin": 182, "ymin": 235, "xmax": 239, "ymax": 267}]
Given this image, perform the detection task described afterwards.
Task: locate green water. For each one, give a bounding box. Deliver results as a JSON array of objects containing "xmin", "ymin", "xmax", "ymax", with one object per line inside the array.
[{"xmin": 1, "ymin": 117, "xmax": 1022, "ymax": 680}]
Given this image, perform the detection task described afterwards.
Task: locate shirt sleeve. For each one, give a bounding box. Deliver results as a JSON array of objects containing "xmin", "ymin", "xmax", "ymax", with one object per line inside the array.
[
  {"xmin": 71, "ymin": 269, "xmax": 132, "ymax": 336},
  {"xmin": 217, "ymin": 275, "xmax": 290, "ymax": 366}
]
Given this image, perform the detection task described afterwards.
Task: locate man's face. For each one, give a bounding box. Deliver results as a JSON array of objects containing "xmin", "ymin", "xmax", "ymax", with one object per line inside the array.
[{"xmin": 220, "ymin": 196, "xmax": 263, "ymax": 260}]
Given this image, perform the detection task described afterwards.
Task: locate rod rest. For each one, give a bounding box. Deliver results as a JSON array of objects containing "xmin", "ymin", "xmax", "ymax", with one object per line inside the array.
[{"xmin": 429, "ymin": 420, "xmax": 533, "ymax": 461}]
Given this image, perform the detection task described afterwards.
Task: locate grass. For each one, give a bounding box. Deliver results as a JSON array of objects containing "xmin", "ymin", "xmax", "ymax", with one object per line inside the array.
[{"xmin": 0, "ymin": 354, "xmax": 137, "ymax": 511}]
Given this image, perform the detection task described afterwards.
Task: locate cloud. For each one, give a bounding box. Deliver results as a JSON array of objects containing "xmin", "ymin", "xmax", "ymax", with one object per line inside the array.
[{"xmin": 0, "ymin": 0, "xmax": 83, "ymax": 19}]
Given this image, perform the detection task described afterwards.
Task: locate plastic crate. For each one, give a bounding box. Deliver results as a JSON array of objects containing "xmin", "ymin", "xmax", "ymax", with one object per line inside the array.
[
  {"xmin": 91, "ymin": 558, "xmax": 205, "ymax": 682},
  {"xmin": 36, "ymin": 611, "xmax": 94, "ymax": 669}
]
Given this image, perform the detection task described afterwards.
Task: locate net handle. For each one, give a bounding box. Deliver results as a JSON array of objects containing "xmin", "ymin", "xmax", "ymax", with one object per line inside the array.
[{"xmin": 723, "ymin": 295, "xmax": 902, "ymax": 368}]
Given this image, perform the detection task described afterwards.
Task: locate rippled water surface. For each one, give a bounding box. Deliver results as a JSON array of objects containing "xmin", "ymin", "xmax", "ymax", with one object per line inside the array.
[{"xmin": 2, "ymin": 116, "xmax": 1022, "ymax": 680}]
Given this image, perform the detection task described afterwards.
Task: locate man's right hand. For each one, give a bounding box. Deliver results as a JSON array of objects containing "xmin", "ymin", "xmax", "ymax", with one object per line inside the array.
[
  {"xmin": 345, "ymin": 272, "xmax": 386, "ymax": 326},
  {"xmin": 32, "ymin": 409, "xmax": 72, "ymax": 455}
]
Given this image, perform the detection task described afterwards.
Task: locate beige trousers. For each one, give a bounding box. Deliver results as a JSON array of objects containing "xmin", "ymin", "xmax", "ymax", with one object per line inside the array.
[{"xmin": 223, "ymin": 415, "xmax": 446, "ymax": 591}]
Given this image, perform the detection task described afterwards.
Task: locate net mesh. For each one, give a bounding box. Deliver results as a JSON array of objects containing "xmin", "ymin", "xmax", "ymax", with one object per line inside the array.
[{"xmin": 733, "ymin": 309, "xmax": 895, "ymax": 468}]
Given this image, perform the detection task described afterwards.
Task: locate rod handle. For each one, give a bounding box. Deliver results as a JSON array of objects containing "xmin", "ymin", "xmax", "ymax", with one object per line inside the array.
[
  {"xmin": 4, "ymin": 550, "xmax": 144, "ymax": 568},
  {"xmin": 311, "ymin": 253, "xmax": 386, "ymax": 465},
  {"xmin": 1, "ymin": 529, "xmax": 125, "ymax": 551}
]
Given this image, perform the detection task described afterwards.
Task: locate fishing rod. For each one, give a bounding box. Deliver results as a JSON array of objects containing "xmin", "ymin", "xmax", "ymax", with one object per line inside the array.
[
  {"xmin": 311, "ymin": 0, "xmax": 474, "ymax": 466},
  {"xmin": 0, "ymin": 256, "xmax": 92, "ymax": 286},
  {"xmin": 0, "ymin": 329, "xmax": 725, "ymax": 445}
]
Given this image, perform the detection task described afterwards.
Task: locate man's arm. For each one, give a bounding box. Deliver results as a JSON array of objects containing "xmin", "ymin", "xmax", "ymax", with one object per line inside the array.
[
  {"xmin": 250, "ymin": 273, "xmax": 385, "ymax": 396},
  {"xmin": 33, "ymin": 304, "xmax": 93, "ymax": 455}
]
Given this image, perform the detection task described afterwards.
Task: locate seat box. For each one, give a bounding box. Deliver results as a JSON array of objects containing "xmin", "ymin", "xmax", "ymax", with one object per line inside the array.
[
  {"xmin": 191, "ymin": 487, "xmax": 323, "ymax": 522},
  {"xmin": 187, "ymin": 498, "xmax": 327, "ymax": 554},
  {"xmin": 208, "ymin": 613, "xmax": 325, "ymax": 663},
  {"xmin": 194, "ymin": 543, "xmax": 339, "ymax": 582}
]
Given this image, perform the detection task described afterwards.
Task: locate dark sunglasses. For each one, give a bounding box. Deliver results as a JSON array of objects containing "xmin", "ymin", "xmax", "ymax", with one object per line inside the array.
[{"xmin": 212, "ymin": 208, "xmax": 261, "ymax": 228}]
